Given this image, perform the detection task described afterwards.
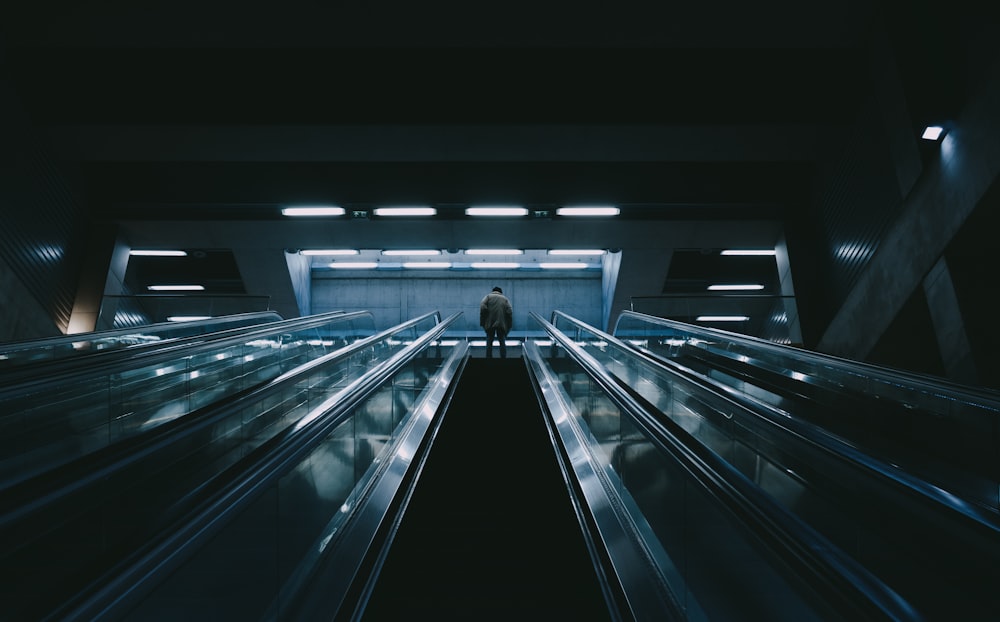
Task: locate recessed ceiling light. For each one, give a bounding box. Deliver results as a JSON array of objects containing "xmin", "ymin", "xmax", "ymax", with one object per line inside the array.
[
  {"xmin": 382, "ymin": 250, "xmax": 442, "ymax": 256},
  {"xmin": 281, "ymin": 206, "xmax": 346, "ymax": 216},
  {"xmin": 374, "ymin": 207, "xmax": 437, "ymax": 216},
  {"xmin": 129, "ymin": 250, "xmax": 188, "ymax": 257},
  {"xmin": 465, "ymin": 207, "xmax": 529, "ymax": 216},
  {"xmin": 539, "ymin": 262, "xmax": 590, "ymax": 269},
  {"xmin": 556, "ymin": 206, "xmax": 620, "ymax": 216}
]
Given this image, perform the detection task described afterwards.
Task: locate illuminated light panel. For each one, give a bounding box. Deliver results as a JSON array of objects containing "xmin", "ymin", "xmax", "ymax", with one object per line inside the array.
[
  {"xmin": 465, "ymin": 207, "xmax": 529, "ymax": 216},
  {"xmin": 539, "ymin": 262, "xmax": 590, "ymax": 269},
  {"xmin": 921, "ymin": 125, "xmax": 944, "ymax": 140},
  {"xmin": 466, "ymin": 249, "xmax": 523, "ymax": 255},
  {"xmin": 167, "ymin": 316, "xmax": 212, "ymax": 322},
  {"xmin": 327, "ymin": 262, "xmax": 379, "ymax": 269},
  {"xmin": 471, "ymin": 262, "xmax": 520, "ymax": 269},
  {"xmin": 696, "ymin": 315, "xmax": 749, "ymax": 322},
  {"xmin": 281, "ymin": 206, "xmax": 346, "ymax": 216},
  {"xmin": 382, "ymin": 249, "xmax": 441, "ymax": 256},
  {"xmin": 299, "ymin": 249, "xmax": 359, "ymax": 256},
  {"xmin": 373, "ymin": 207, "xmax": 437, "ymax": 216},
  {"xmin": 130, "ymin": 250, "xmax": 187, "ymax": 257},
  {"xmin": 556, "ymin": 206, "xmax": 620, "ymax": 216},
  {"xmin": 147, "ymin": 285, "xmax": 205, "ymax": 291},
  {"xmin": 547, "ymin": 249, "xmax": 606, "ymax": 256},
  {"xmin": 707, "ymin": 284, "xmax": 765, "ymax": 291},
  {"xmin": 402, "ymin": 262, "xmax": 452, "ymax": 269},
  {"xmin": 720, "ymin": 249, "xmax": 776, "ymax": 256}
]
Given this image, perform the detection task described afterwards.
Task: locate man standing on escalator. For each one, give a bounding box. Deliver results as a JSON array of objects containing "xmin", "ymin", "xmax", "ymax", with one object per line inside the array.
[{"xmin": 479, "ymin": 286, "xmax": 513, "ymax": 359}]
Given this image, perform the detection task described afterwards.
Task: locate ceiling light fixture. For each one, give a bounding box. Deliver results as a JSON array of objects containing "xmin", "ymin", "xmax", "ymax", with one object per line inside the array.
[
  {"xmin": 373, "ymin": 207, "xmax": 437, "ymax": 217},
  {"xmin": 921, "ymin": 125, "xmax": 944, "ymax": 141},
  {"xmin": 547, "ymin": 249, "xmax": 606, "ymax": 256},
  {"xmin": 167, "ymin": 316, "xmax": 213, "ymax": 322},
  {"xmin": 129, "ymin": 250, "xmax": 187, "ymax": 257},
  {"xmin": 556, "ymin": 206, "xmax": 620, "ymax": 216},
  {"xmin": 471, "ymin": 262, "xmax": 520, "ymax": 269},
  {"xmin": 327, "ymin": 262, "xmax": 379, "ymax": 269},
  {"xmin": 539, "ymin": 262, "xmax": 590, "ymax": 269},
  {"xmin": 696, "ymin": 315, "xmax": 749, "ymax": 322},
  {"xmin": 147, "ymin": 285, "xmax": 205, "ymax": 291},
  {"xmin": 382, "ymin": 250, "xmax": 441, "ymax": 256},
  {"xmin": 465, "ymin": 207, "xmax": 529, "ymax": 216},
  {"xmin": 465, "ymin": 249, "xmax": 523, "ymax": 255},
  {"xmin": 299, "ymin": 249, "xmax": 359, "ymax": 256},
  {"xmin": 402, "ymin": 261, "xmax": 452, "ymax": 269},
  {"xmin": 707, "ymin": 284, "xmax": 765, "ymax": 291},
  {"xmin": 281, "ymin": 206, "xmax": 346, "ymax": 216},
  {"xmin": 720, "ymin": 249, "xmax": 776, "ymax": 256}
]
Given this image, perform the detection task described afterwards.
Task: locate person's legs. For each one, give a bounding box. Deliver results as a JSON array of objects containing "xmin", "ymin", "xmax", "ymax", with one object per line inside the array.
[
  {"xmin": 485, "ymin": 328, "xmax": 496, "ymax": 358},
  {"xmin": 498, "ymin": 330, "xmax": 507, "ymax": 358}
]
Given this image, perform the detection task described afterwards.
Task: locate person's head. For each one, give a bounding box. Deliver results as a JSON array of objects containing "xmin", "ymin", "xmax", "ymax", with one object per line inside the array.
[{"xmin": 492, "ymin": 286, "xmax": 503, "ymax": 294}]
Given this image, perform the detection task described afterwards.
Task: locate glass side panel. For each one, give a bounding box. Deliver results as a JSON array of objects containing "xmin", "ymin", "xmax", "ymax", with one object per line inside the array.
[
  {"xmin": 0, "ymin": 313, "xmax": 379, "ymax": 488},
  {"xmin": 559, "ymin": 315, "xmax": 999, "ymax": 620},
  {"xmin": 0, "ymin": 312, "xmax": 284, "ymax": 369},
  {"xmin": 1, "ymin": 316, "xmax": 451, "ymax": 621},
  {"xmin": 612, "ymin": 312, "xmax": 1000, "ymax": 511},
  {"xmin": 528, "ymin": 334, "xmax": 831, "ymax": 621},
  {"xmin": 113, "ymin": 345, "xmax": 458, "ymax": 620}
]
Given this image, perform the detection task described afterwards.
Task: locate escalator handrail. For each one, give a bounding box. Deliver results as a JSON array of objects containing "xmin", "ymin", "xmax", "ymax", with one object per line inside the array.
[
  {"xmin": 0, "ymin": 309, "xmax": 374, "ymax": 394},
  {"xmin": 0, "ymin": 310, "xmax": 444, "ymax": 529},
  {"xmin": 535, "ymin": 311, "xmax": 919, "ymax": 622},
  {"xmin": 41, "ymin": 312, "xmax": 464, "ymax": 622},
  {"xmin": 558, "ymin": 310, "xmax": 1000, "ymax": 531},
  {"xmin": 0, "ymin": 310, "xmax": 283, "ymax": 357},
  {"xmin": 613, "ymin": 310, "xmax": 1000, "ymax": 406}
]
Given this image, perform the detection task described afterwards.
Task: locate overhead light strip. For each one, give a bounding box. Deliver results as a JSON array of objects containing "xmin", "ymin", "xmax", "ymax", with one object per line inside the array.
[
  {"xmin": 130, "ymin": 250, "xmax": 187, "ymax": 257},
  {"xmin": 147, "ymin": 285, "xmax": 205, "ymax": 291},
  {"xmin": 282, "ymin": 206, "xmax": 346, "ymax": 216}
]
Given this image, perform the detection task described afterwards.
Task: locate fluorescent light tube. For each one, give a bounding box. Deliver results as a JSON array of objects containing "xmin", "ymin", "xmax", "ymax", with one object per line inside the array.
[
  {"xmin": 471, "ymin": 262, "xmax": 520, "ymax": 269},
  {"xmin": 327, "ymin": 262, "xmax": 379, "ymax": 269},
  {"xmin": 465, "ymin": 207, "xmax": 529, "ymax": 216},
  {"xmin": 374, "ymin": 207, "xmax": 437, "ymax": 216},
  {"xmin": 281, "ymin": 206, "xmax": 346, "ymax": 216},
  {"xmin": 556, "ymin": 206, "xmax": 620, "ymax": 216},
  {"xmin": 299, "ymin": 249, "xmax": 359, "ymax": 256},
  {"xmin": 147, "ymin": 285, "xmax": 205, "ymax": 291},
  {"xmin": 382, "ymin": 250, "xmax": 441, "ymax": 256},
  {"xmin": 129, "ymin": 250, "xmax": 187, "ymax": 257},
  {"xmin": 696, "ymin": 315, "xmax": 749, "ymax": 322},
  {"xmin": 720, "ymin": 249, "xmax": 776, "ymax": 256},
  {"xmin": 466, "ymin": 249, "xmax": 523, "ymax": 255},
  {"xmin": 402, "ymin": 262, "xmax": 452, "ymax": 269},
  {"xmin": 539, "ymin": 262, "xmax": 589, "ymax": 269},
  {"xmin": 167, "ymin": 316, "xmax": 212, "ymax": 322},
  {"xmin": 547, "ymin": 249, "xmax": 606, "ymax": 256},
  {"xmin": 707, "ymin": 284, "xmax": 765, "ymax": 291}
]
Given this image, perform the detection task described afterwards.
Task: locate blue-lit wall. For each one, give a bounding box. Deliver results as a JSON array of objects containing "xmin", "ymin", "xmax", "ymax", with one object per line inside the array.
[{"xmin": 311, "ymin": 272, "xmax": 603, "ymax": 334}]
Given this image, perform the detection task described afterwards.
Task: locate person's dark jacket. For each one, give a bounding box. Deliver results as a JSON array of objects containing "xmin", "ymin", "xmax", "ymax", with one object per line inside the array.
[{"xmin": 479, "ymin": 291, "xmax": 513, "ymax": 333}]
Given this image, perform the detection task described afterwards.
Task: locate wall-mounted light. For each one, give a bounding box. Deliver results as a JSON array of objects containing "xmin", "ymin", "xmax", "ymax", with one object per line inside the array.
[
  {"xmin": 921, "ymin": 125, "xmax": 945, "ymax": 141},
  {"xmin": 281, "ymin": 206, "xmax": 346, "ymax": 216}
]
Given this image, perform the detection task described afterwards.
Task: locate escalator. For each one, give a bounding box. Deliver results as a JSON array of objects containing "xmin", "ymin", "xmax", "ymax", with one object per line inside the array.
[{"xmin": 359, "ymin": 358, "xmax": 613, "ymax": 620}]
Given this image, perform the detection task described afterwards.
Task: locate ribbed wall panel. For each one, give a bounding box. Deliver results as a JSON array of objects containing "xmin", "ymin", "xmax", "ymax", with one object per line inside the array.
[
  {"xmin": 0, "ymin": 138, "xmax": 88, "ymax": 333},
  {"xmin": 812, "ymin": 99, "xmax": 903, "ymax": 313}
]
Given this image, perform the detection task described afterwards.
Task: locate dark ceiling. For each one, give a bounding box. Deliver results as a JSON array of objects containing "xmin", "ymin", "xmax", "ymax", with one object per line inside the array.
[{"xmin": 0, "ymin": 1, "xmax": 981, "ymax": 328}]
